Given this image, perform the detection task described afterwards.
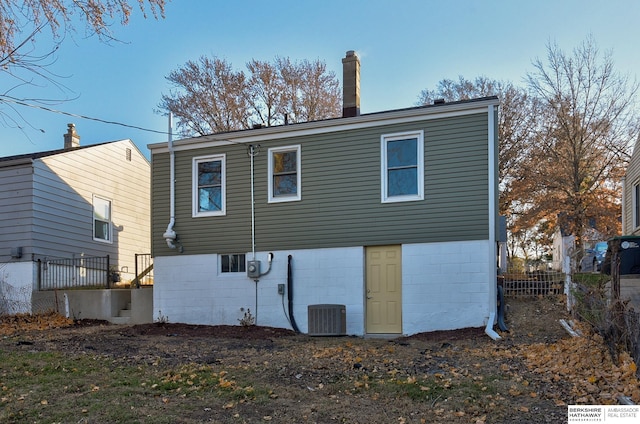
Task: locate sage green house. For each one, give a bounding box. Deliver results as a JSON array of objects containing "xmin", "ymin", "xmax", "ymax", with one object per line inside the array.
[{"xmin": 149, "ymin": 93, "xmax": 500, "ymax": 336}]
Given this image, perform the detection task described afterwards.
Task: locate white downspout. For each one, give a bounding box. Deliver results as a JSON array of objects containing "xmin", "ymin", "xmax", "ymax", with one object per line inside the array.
[
  {"xmin": 250, "ymin": 145, "xmax": 256, "ymax": 261},
  {"xmin": 163, "ymin": 113, "xmax": 177, "ymax": 248},
  {"xmin": 485, "ymin": 104, "xmax": 501, "ymax": 341}
]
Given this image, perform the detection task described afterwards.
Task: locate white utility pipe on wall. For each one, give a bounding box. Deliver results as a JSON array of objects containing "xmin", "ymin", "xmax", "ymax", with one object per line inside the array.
[{"xmin": 163, "ymin": 113, "xmax": 177, "ymax": 248}]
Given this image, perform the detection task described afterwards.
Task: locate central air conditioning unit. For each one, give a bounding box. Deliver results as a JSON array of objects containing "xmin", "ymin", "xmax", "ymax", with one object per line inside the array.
[{"xmin": 308, "ymin": 304, "xmax": 346, "ymax": 336}]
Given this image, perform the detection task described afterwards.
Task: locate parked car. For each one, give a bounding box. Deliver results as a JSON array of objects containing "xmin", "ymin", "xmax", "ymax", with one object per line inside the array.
[{"xmin": 579, "ymin": 242, "xmax": 608, "ymax": 272}]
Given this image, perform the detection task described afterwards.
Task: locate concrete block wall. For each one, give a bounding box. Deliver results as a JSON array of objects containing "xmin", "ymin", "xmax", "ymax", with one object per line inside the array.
[
  {"xmin": 402, "ymin": 240, "xmax": 492, "ymax": 334},
  {"xmin": 153, "ymin": 248, "xmax": 364, "ymax": 333},
  {"xmin": 0, "ymin": 262, "xmax": 36, "ymax": 314},
  {"xmin": 153, "ymin": 240, "xmax": 493, "ymax": 336}
]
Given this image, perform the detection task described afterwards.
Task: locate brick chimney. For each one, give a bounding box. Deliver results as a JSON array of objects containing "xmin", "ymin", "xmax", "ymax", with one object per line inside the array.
[
  {"xmin": 342, "ymin": 50, "xmax": 360, "ymax": 118},
  {"xmin": 63, "ymin": 123, "xmax": 80, "ymax": 149}
]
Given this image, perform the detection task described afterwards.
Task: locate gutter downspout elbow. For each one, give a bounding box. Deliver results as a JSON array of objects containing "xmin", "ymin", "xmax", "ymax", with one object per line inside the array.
[
  {"xmin": 163, "ymin": 218, "xmax": 176, "ymax": 248},
  {"xmin": 485, "ymin": 312, "xmax": 501, "ymax": 340}
]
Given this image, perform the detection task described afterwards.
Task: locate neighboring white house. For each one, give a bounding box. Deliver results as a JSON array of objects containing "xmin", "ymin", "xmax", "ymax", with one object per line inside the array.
[
  {"xmin": 622, "ymin": 137, "xmax": 640, "ymax": 235},
  {"xmin": 0, "ymin": 124, "xmax": 151, "ymax": 318},
  {"xmin": 148, "ymin": 51, "xmax": 501, "ymax": 337},
  {"xmin": 551, "ymin": 227, "xmax": 575, "ymax": 273}
]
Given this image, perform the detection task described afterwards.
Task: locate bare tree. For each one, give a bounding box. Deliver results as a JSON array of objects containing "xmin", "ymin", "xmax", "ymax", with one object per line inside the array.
[
  {"xmin": 417, "ymin": 76, "xmax": 501, "ymax": 105},
  {"xmin": 159, "ymin": 56, "xmax": 341, "ymax": 136},
  {"xmin": 525, "ymin": 36, "xmax": 640, "ymax": 245},
  {"xmin": 292, "ymin": 59, "xmax": 341, "ymax": 122},
  {"xmin": 246, "ymin": 59, "xmax": 284, "ymax": 127},
  {"xmin": 418, "ymin": 42, "xmax": 640, "ymax": 258},
  {"xmin": 160, "ymin": 57, "xmax": 251, "ymax": 135},
  {"xmin": 0, "ymin": 0, "xmax": 166, "ymax": 131},
  {"xmin": 0, "ymin": 0, "xmax": 165, "ymax": 57}
]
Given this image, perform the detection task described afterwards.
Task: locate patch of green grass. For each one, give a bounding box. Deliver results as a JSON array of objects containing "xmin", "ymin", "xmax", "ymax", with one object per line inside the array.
[
  {"xmin": 573, "ymin": 272, "xmax": 609, "ymax": 288},
  {"xmin": 0, "ymin": 350, "xmax": 280, "ymax": 423},
  {"xmin": 0, "ymin": 350, "xmax": 159, "ymax": 423},
  {"xmin": 347, "ymin": 372, "xmax": 497, "ymax": 406},
  {"xmin": 571, "ymin": 273, "xmax": 610, "ymax": 329},
  {"xmin": 394, "ymin": 377, "xmax": 495, "ymax": 402},
  {"xmin": 150, "ymin": 363, "xmax": 267, "ymax": 402}
]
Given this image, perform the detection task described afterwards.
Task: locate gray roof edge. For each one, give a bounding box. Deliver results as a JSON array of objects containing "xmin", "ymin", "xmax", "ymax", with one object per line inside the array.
[{"xmin": 149, "ymin": 96, "xmax": 500, "ymax": 152}]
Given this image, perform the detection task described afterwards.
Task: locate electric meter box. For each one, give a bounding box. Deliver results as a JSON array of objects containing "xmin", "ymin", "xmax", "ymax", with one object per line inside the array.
[{"xmin": 247, "ymin": 260, "xmax": 261, "ymax": 278}]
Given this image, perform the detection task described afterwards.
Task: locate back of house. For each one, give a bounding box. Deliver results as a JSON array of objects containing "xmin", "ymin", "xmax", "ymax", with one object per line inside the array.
[{"xmin": 149, "ymin": 51, "xmax": 500, "ymax": 336}]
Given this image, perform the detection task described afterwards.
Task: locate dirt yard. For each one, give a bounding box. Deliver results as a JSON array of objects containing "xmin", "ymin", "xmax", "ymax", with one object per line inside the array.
[{"xmin": 1, "ymin": 296, "xmax": 639, "ymax": 423}]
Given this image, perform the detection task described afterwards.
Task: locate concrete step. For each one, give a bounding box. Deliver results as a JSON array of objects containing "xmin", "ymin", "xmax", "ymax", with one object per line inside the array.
[
  {"xmin": 111, "ymin": 316, "xmax": 130, "ymax": 325},
  {"xmin": 119, "ymin": 309, "xmax": 132, "ymax": 318}
]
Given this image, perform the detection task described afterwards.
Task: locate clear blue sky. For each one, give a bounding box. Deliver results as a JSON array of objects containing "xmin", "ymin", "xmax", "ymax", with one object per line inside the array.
[{"xmin": 1, "ymin": 0, "xmax": 639, "ymax": 158}]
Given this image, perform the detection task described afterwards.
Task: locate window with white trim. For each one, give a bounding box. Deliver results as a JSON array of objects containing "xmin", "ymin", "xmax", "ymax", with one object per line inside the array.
[
  {"xmin": 193, "ymin": 154, "xmax": 226, "ymax": 217},
  {"xmin": 93, "ymin": 195, "xmax": 112, "ymax": 243},
  {"xmin": 381, "ymin": 130, "xmax": 424, "ymax": 202},
  {"xmin": 268, "ymin": 145, "xmax": 301, "ymax": 202},
  {"xmin": 221, "ymin": 254, "xmax": 246, "ymax": 273}
]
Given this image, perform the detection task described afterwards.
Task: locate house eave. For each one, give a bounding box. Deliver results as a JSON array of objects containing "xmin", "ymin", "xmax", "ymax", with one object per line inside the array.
[
  {"xmin": 149, "ymin": 97, "xmax": 500, "ymax": 153},
  {"xmin": 0, "ymin": 157, "xmax": 35, "ymax": 168},
  {"xmin": 0, "ymin": 140, "xmax": 128, "ymax": 167}
]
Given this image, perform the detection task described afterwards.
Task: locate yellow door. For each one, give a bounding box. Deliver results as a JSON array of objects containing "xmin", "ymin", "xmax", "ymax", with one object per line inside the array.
[{"xmin": 366, "ymin": 245, "xmax": 402, "ymax": 334}]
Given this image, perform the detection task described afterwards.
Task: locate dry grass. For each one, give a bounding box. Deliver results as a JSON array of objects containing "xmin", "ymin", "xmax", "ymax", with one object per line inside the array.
[{"xmin": 0, "ymin": 296, "xmax": 637, "ymax": 423}]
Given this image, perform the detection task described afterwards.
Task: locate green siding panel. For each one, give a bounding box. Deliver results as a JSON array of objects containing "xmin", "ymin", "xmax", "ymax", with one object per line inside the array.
[{"xmin": 152, "ymin": 112, "xmax": 491, "ymax": 255}]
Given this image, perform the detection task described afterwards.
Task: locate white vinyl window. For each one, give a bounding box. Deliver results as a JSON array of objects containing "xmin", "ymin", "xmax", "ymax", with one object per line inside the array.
[
  {"xmin": 381, "ymin": 130, "xmax": 424, "ymax": 203},
  {"xmin": 93, "ymin": 195, "xmax": 112, "ymax": 243},
  {"xmin": 193, "ymin": 154, "xmax": 226, "ymax": 217},
  {"xmin": 268, "ymin": 145, "xmax": 301, "ymax": 203}
]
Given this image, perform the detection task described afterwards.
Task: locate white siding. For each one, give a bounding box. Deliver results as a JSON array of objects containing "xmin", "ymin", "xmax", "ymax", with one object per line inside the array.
[
  {"xmin": 624, "ymin": 141, "xmax": 640, "ymax": 234},
  {"xmin": 35, "ymin": 140, "xmax": 150, "ymax": 281}
]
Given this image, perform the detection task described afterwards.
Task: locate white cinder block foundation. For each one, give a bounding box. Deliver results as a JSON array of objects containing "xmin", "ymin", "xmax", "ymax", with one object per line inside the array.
[
  {"xmin": 0, "ymin": 262, "xmax": 37, "ymax": 314},
  {"xmin": 153, "ymin": 240, "xmax": 493, "ymax": 336},
  {"xmin": 402, "ymin": 240, "xmax": 492, "ymax": 335}
]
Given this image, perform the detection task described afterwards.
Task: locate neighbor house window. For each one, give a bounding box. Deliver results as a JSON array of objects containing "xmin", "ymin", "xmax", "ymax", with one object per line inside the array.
[
  {"xmin": 93, "ymin": 195, "xmax": 112, "ymax": 243},
  {"xmin": 634, "ymin": 183, "xmax": 640, "ymax": 229},
  {"xmin": 268, "ymin": 145, "xmax": 301, "ymax": 202},
  {"xmin": 193, "ymin": 154, "xmax": 226, "ymax": 217},
  {"xmin": 381, "ymin": 130, "xmax": 424, "ymax": 203},
  {"xmin": 221, "ymin": 254, "xmax": 246, "ymax": 273}
]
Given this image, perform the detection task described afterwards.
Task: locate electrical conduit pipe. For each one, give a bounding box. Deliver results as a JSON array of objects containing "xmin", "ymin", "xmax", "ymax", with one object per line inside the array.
[{"xmin": 287, "ymin": 255, "xmax": 300, "ymax": 333}]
